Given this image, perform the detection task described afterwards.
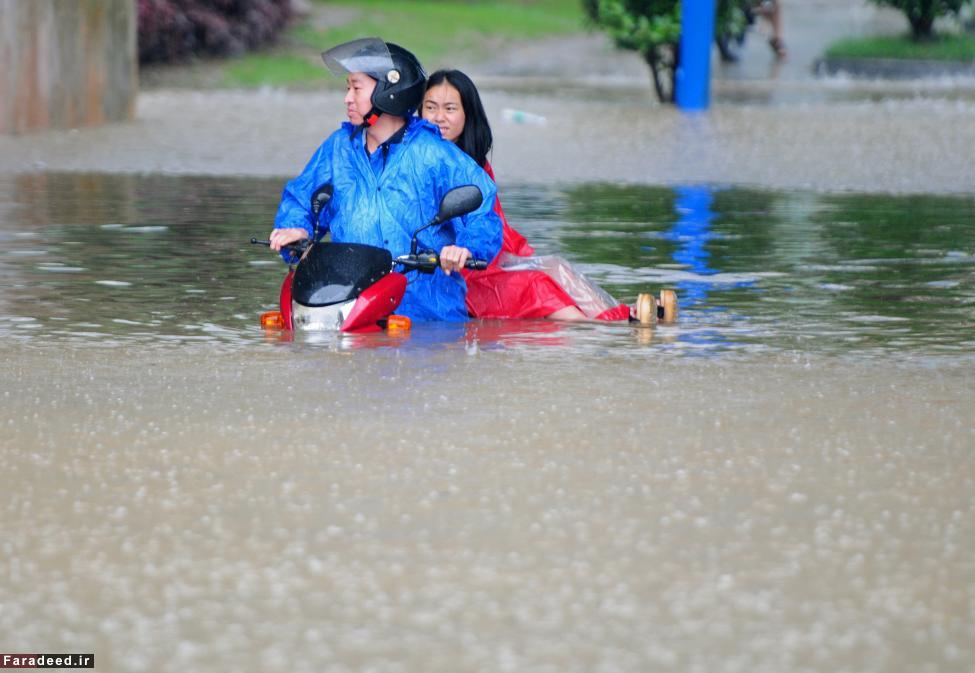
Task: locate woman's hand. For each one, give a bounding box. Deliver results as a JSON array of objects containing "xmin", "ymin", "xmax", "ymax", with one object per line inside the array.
[
  {"xmin": 268, "ymin": 228, "xmax": 309, "ymax": 252},
  {"xmin": 439, "ymin": 245, "xmax": 471, "ymax": 275}
]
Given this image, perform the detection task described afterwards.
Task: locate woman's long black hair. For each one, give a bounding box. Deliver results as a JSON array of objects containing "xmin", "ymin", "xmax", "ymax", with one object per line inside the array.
[{"xmin": 424, "ymin": 69, "xmax": 492, "ymax": 167}]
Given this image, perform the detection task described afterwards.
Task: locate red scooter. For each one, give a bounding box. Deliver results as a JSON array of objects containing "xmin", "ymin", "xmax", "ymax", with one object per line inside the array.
[{"xmin": 252, "ymin": 184, "xmax": 488, "ymax": 333}]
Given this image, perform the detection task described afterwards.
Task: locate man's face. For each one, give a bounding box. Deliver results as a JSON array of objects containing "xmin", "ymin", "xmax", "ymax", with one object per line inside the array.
[{"xmin": 344, "ymin": 72, "xmax": 376, "ymax": 124}]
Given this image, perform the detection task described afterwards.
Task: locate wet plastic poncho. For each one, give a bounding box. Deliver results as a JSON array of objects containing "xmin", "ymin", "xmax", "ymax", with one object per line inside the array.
[
  {"xmin": 273, "ymin": 117, "xmax": 502, "ymax": 321},
  {"xmin": 461, "ymin": 161, "xmax": 631, "ymax": 322}
]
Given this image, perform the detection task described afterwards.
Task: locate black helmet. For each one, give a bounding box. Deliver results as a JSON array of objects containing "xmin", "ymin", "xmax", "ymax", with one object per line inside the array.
[{"xmin": 322, "ymin": 37, "xmax": 426, "ymax": 120}]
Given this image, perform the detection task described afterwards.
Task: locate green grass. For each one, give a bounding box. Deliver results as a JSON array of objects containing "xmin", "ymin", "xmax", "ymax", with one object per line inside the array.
[
  {"xmin": 224, "ymin": 53, "xmax": 328, "ymax": 88},
  {"xmin": 224, "ymin": 0, "xmax": 586, "ymax": 88},
  {"xmin": 825, "ymin": 33, "xmax": 975, "ymax": 62}
]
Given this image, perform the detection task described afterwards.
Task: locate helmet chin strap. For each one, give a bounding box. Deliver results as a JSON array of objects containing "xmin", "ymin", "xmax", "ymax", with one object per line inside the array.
[
  {"xmin": 363, "ymin": 108, "xmax": 381, "ymax": 127},
  {"xmin": 352, "ymin": 107, "xmax": 382, "ymax": 139}
]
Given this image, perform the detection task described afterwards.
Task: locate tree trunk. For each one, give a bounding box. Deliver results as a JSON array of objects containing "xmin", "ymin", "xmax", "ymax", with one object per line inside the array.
[
  {"xmin": 0, "ymin": 0, "xmax": 137, "ymax": 134},
  {"xmin": 642, "ymin": 44, "xmax": 679, "ymax": 104},
  {"xmin": 909, "ymin": 0, "xmax": 937, "ymax": 41}
]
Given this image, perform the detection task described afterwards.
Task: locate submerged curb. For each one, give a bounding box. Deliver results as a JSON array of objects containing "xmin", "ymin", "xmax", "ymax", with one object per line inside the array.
[{"xmin": 815, "ymin": 56, "xmax": 975, "ymax": 79}]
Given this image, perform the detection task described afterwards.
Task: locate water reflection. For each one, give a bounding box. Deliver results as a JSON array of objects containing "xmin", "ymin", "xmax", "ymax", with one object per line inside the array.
[
  {"xmin": 1, "ymin": 173, "xmax": 973, "ymax": 359},
  {"xmin": 667, "ymin": 185, "xmax": 724, "ymax": 305},
  {"xmin": 663, "ymin": 185, "xmax": 746, "ymax": 352},
  {"xmin": 266, "ymin": 320, "xmax": 573, "ymax": 353}
]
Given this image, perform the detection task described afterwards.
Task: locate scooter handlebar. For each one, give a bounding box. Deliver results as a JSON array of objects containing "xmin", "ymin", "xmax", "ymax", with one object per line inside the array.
[
  {"xmin": 250, "ymin": 238, "xmax": 309, "ymax": 255},
  {"xmin": 395, "ymin": 252, "xmax": 488, "ymax": 272},
  {"xmin": 251, "ymin": 239, "xmax": 487, "ymax": 269}
]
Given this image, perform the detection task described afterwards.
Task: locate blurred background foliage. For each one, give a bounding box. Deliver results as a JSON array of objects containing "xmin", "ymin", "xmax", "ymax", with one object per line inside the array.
[
  {"xmin": 136, "ymin": 1, "xmax": 975, "ymax": 93},
  {"xmin": 138, "ymin": 0, "xmax": 588, "ymax": 88},
  {"xmin": 138, "ymin": 0, "xmax": 293, "ymax": 63},
  {"xmin": 869, "ymin": 0, "xmax": 973, "ymax": 40}
]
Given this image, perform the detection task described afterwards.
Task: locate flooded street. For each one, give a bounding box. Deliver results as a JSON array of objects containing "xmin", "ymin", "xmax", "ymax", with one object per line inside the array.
[
  {"xmin": 1, "ymin": 173, "xmax": 974, "ymax": 672},
  {"xmin": 2, "ymin": 174, "xmax": 973, "ymax": 356}
]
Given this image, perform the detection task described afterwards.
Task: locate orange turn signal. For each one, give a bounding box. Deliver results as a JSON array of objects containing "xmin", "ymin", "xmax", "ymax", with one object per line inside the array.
[
  {"xmin": 386, "ymin": 315, "xmax": 411, "ymax": 331},
  {"xmin": 260, "ymin": 310, "xmax": 285, "ymax": 329}
]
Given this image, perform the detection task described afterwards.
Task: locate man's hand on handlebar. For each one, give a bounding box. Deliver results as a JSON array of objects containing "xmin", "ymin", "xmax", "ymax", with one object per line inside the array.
[
  {"xmin": 439, "ymin": 245, "xmax": 472, "ymax": 275},
  {"xmin": 269, "ymin": 228, "xmax": 309, "ymax": 252}
]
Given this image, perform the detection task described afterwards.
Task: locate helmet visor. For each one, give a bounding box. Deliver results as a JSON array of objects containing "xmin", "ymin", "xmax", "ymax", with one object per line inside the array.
[{"xmin": 321, "ymin": 37, "xmax": 394, "ymax": 80}]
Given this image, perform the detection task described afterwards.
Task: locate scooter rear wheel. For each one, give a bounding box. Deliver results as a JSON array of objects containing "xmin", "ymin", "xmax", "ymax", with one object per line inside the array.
[
  {"xmin": 636, "ymin": 293, "xmax": 657, "ymax": 326},
  {"xmin": 659, "ymin": 289, "xmax": 678, "ymax": 323}
]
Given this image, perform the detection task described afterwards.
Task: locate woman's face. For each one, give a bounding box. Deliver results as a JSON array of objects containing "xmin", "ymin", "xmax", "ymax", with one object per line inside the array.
[
  {"xmin": 421, "ymin": 82, "xmax": 466, "ymax": 143},
  {"xmin": 344, "ymin": 72, "xmax": 376, "ymax": 125}
]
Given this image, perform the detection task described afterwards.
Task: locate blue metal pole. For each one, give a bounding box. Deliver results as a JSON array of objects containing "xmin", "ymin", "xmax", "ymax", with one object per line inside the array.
[{"xmin": 676, "ymin": 0, "xmax": 716, "ymax": 111}]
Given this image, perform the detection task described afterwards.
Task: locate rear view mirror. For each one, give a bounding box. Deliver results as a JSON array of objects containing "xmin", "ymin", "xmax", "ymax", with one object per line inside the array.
[
  {"xmin": 310, "ymin": 183, "xmax": 334, "ymax": 216},
  {"xmin": 409, "ymin": 185, "xmax": 485, "ymax": 255},
  {"xmin": 434, "ymin": 185, "xmax": 482, "ymax": 224}
]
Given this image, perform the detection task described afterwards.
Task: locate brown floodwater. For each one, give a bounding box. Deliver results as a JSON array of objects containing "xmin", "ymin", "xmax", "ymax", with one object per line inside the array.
[{"xmin": 1, "ymin": 173, "xmax": 973, "ymax": 673}]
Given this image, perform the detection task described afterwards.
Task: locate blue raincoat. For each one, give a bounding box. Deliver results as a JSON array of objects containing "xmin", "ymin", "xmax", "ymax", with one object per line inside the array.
[{"xmin": 273, "ymin": 117, "xmax": 502, "ymax": 321}]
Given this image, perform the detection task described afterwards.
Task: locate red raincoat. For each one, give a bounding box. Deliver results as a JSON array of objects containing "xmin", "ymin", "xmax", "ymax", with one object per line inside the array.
[{"xmin": 462, "ymin": 162, "xmax": 630, "ymax": 321}]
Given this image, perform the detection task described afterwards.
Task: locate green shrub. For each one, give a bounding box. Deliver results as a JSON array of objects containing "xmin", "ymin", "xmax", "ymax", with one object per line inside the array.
[
  {"xmin": 582, "ymin": 0, "xmax": 748, "ymax": 103},
  {"xmin": 138, "ymin": 0, "xmax": 291, "ymax": 64},
  {"xmin": 583, "ymin": 0, "xmax": 681, "ymax": 55},
  {"xmin": 869, "ymin": 0, "xmax": 974, "ymax": 40}
]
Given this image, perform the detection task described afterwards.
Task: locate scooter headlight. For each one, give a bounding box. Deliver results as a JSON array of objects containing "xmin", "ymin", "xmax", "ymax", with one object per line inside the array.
[{"xmin": 291, "ymin": 298, "xmax": 357, "ymax": 331}]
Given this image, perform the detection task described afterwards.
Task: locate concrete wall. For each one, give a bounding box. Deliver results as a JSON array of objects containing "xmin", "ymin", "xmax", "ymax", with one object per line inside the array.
[{"xmin": 0, "ymin": 0, "xmax": 137, "ymax": 134}]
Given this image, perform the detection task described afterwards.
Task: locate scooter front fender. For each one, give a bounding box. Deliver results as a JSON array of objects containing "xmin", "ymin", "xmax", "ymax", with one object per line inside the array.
[
  {"xmin": 279, "ymin": 269, "xmax": 295, "ymax": 330},
  {"xmin": 341, "ymin": 272, "xmax": 407, "ymax": 333}
]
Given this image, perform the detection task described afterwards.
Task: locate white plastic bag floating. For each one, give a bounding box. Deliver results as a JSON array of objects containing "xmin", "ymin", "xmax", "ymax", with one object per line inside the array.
[
  {"xmin": 498, "ymin": 253, "xmax": 620, "ymax": 318},
  {"xmin": 501, "ymin": 108, "xmax": 547, "ymax": 126}
]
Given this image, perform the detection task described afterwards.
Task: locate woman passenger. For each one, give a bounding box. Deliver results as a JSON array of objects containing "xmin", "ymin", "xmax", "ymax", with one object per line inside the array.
[{"xmin": 421, "ymin": 69, "xmax": 662, "ymax": 323}]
